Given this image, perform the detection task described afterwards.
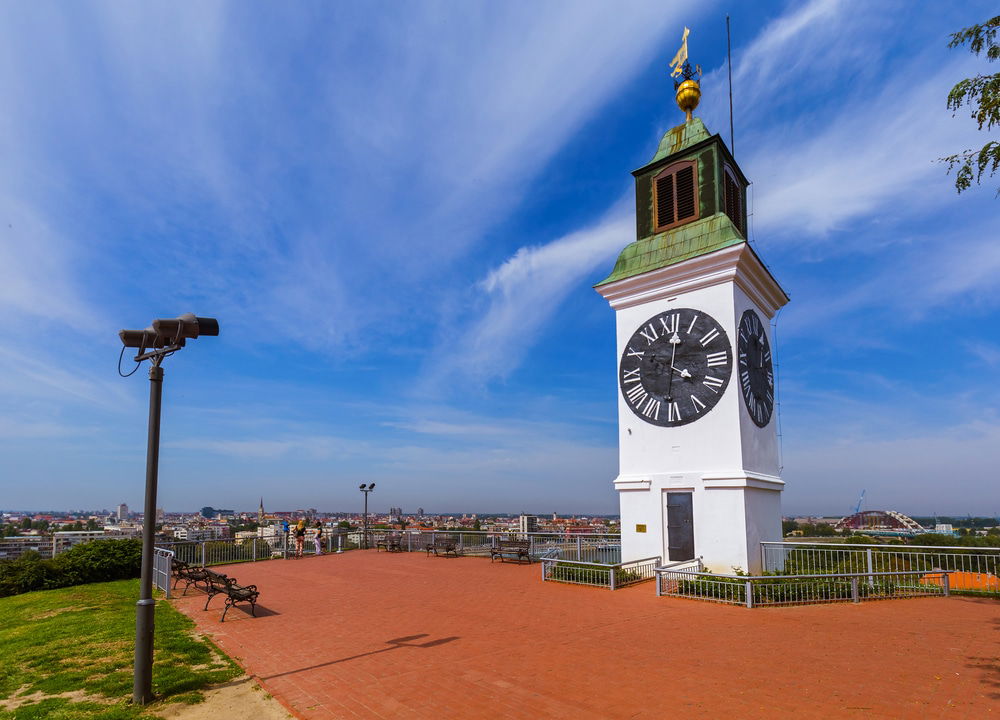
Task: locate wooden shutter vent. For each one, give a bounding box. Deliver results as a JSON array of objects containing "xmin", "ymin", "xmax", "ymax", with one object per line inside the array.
[
  {"xmin": 656, "ymin": 174, "xmax": 675, "ymax": 227},
  {"xmin": 653, "ymin": 160, "xmax": 698, "ymax": 232},
  {"xmin": 724, "ymin": 166, "xmax": 743, "ymax": 235},
  {"xmin": 675, "ymin": 165, "xmax": 695, "ymax": 221}
]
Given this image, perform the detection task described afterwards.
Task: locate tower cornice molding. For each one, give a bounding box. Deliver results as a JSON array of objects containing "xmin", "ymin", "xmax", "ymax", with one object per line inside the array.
[{"xmin": 594, "ymin": 242, "xmax": 789, "ymax": 316}]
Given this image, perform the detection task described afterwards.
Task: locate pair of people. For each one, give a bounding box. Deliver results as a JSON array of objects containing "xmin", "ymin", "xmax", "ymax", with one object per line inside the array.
[{"xmin": 293, "ymin": 520, "xmax": 325, "ymax": 557}]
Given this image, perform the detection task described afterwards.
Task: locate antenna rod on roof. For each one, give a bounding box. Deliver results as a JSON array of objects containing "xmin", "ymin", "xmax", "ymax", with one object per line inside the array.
[{"xmin": 727, "ymin": 14, "xmax": 735, "ymax": 156}]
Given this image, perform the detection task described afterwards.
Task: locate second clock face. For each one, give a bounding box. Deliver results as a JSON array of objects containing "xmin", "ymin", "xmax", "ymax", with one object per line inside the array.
[
  {"xmin": 619, "ymin": 307, "xmax": 733, "ymax": 427},
  {"xmin": 737, "ymin": 309, "xmax": 774, "ymax": 427}
]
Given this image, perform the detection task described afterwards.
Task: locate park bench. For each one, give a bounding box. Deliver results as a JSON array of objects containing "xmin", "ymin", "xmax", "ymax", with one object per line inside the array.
[
  {"xmin": 201, "ymin": 570, "xmax": 260, "ymax": 622},
  {"xmin": 218, "ymin": 578, "xmax": 260, "ymax": 622},
  {"xmin": 201, "ymin": 570, "xmax": 231, "ymax": 610},
  {"xmin": 376, "ymin": 533, "xmax": 403, "ymax": 552},
  {"xmin": 426, "ymin": 534, "xmax": 461, "ymax": 558},
  {"xmin": 173, "ymin": 560, "xmax": 212, "ymax": 596},
  {"xmin": 490, "ymin": 539, "xmax": 532, "ymax": 564}
]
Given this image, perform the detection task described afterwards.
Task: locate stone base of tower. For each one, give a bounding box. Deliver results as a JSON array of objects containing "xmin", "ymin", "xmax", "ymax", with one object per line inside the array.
[{"xmin": 616, "ymin": 472, "xmax": 783, "ymax": 574}]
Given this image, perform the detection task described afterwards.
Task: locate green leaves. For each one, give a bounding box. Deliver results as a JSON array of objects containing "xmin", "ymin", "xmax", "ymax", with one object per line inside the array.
[{"xmin": 943, "ymin": 16, "xmax": 1000, "ymax": 195}]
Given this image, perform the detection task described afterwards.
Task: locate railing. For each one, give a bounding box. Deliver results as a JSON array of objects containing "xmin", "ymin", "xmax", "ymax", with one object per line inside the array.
[
  {"xmin": 388, "ymin": 531, "xmax": 621, "ymax": 562},
  {"xmin": 153, "ymin": 547, "xmax": 174, "ymax": 599},
  {"xmin": 655, "ymin": 568, "xmax": 951, "ymax": 607},
  {"xmin": 761, "ymin": 541, "xmax": 1000, "ymax": 596},
  {"xmin": 541, "ymin": 556, "xmax": 661, "ymax": 590},
  {"xmin": 156, "ymin": 532, "xmax": 353, "ymax": 567},
  {"xmin": 153, "ymin": 531, "xmax": 621, "ymax": 569}
]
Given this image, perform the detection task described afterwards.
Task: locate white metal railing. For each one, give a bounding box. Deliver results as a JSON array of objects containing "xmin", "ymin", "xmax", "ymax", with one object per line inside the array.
[
  {"xmin": 541, "ymin": 555, "xmax": 660, "ymax": 590},
  {"xmin": 761, "ymin": 541, "xmax": 1000, "ymax": 596},
  {"xmin": 153, "ymin": 547, "xmax": 174, "ymax": 599},
  {"xmin": 655, "ymin": 568, "xmax": 951, "ymax": 607},
  {"xmin": 153, "ymin": 530, "xmax": 621, "ymax": 569}
]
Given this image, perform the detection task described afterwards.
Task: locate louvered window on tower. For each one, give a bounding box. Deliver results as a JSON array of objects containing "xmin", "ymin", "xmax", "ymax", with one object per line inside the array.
[
  {"xmin": 653, "ymin": 160, "xmax": 698, "ymax": 232},
  {"xmin": 723, "ymin": 165, "xmax": 744, "ymax": 236}
]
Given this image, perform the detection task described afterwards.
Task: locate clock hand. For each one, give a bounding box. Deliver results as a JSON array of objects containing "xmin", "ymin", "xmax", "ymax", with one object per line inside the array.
[
  {"xmin": 666, "ymin": 332, "xmax": 680, "ymax": 399},
  {"xmin": 671, "ymin": 366, "xmax": 692, "ymax": 378}
]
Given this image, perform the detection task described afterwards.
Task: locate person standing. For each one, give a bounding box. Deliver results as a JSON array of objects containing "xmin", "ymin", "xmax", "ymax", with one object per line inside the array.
[
  {"xmin": 294, "ymin": 519, "xmax": 306, "ymax": 558},
  {"xmin": 281, "ymin": 519, "xmax": 290, "ymax": 556},
  {"xmin": 313, "ymin": 521, "xmax": 324, "ymax": 556}
]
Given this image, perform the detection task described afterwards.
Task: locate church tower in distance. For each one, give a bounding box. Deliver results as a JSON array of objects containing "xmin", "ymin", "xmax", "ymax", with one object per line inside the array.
[{"xmin": 595, "ymin": 49, "xmax": 789, "ymax": 573}]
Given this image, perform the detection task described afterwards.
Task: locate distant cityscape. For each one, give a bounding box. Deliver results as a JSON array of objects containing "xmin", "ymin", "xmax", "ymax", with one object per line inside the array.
[{"xmin": 2, "ymin": 499, "xmax": 999, "ymax": 563}]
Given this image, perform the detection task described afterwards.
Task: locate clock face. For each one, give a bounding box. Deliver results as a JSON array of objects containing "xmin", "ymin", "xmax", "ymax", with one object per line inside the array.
[
  {"xmin": 619, "ymin": 308, "xmax": 733, "ymax": 427},
  {"xmin": 737, "ymin": 309, "xmax": 774, "ymax": 427}
]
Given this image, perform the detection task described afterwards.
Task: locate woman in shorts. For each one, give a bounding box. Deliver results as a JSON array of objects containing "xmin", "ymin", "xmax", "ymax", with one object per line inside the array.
[{"xmin": 294, "ymin": 520, "xmax": 306, "ymax": 558}]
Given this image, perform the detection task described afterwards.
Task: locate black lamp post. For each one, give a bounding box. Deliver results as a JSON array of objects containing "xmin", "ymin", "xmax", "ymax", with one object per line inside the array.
[
  {"xmin": 119, "ymin": 314, "xmax": 219, "ymax": 705},
  {"xmin": 359, "ymin": 483, "xmax": 375, "ymax": 548}
]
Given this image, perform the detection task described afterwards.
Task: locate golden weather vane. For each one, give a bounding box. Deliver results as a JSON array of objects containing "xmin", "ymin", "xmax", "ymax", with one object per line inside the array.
[{"xmin": 669, "ymin": 26, "xmax": 702, "ymax": 122}]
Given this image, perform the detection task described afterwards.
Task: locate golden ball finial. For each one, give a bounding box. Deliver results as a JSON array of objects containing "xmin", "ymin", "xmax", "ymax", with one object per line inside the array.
[{"xmin": 675, "ymin": 79, "xmax": 701, "ymax": 122}]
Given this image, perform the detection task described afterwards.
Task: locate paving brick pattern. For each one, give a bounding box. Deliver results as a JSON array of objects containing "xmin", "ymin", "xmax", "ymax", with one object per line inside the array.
[{"xmin": 170, "ymin": 551, "xmax": 999, "ymax": 719}]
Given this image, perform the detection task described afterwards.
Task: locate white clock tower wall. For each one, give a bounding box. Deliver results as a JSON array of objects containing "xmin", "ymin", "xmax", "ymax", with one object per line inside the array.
[
  {"xmin": 595, "ymin": 82, "xmax": 789, "ymax": 574},
  {"xmin": 733, "ymin": 283, "xmax": 781, "ymax": 478},
  {"xmin": 599, "ymin": 242, "xmax": 789, "ymax": 574}
]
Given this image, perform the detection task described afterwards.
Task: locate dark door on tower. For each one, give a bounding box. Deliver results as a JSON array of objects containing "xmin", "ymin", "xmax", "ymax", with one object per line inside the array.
[{"xmin": 666, "ymin": 492, "xmax": 694, "ymax": 561}]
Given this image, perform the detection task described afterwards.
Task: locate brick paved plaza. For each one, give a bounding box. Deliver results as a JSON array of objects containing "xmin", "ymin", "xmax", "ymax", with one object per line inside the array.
[{"xmin": 171, "ymin": 551, "xmax": 999, "ymax": 719}]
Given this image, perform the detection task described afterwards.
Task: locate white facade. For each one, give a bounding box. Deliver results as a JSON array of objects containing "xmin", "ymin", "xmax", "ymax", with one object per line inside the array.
[{"xmin": 597, "ymin": 243, "xmax": 788, "ymax": 573}]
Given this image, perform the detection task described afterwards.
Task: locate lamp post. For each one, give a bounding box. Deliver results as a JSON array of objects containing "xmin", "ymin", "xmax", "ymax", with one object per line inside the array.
[
  {"xmin": 359, "ymin": 483, "xmax": 375, "ymax": 549},
  {"xmin": 119, "ymin": 314, "xmax": 219, "ymax": 705}
]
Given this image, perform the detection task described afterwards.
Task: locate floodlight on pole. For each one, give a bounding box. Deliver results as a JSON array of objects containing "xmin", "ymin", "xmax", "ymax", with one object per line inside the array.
[
  {"xmin": 118, "ymin": 313, "xmax": 219, "ymax": 706},
  {"xmin": 359, "ymin": 483, "xmax": 376, "ymax": 549}
]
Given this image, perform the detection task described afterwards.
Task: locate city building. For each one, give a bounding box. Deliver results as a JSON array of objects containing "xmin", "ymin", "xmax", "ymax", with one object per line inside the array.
[
  {"xmin": 116, "ymin": 503, "xmax": 129, "ymax": 521},
  {"xmin": 518, "ymin": 514, "xmax": 538, "ymax": 534}
]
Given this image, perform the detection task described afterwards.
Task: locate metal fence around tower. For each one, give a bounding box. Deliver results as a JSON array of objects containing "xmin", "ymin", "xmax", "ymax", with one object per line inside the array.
[
  {"xmin": 655, "ymin": 567, "xmax": 951, "ymax": 607},
  {"xmin": 541, "ymin": 555, "xmax": 660, "ymax": 590},
  {"xmin": 760, "ymin": 541, "xmax": 1000, "ymax": 596}
]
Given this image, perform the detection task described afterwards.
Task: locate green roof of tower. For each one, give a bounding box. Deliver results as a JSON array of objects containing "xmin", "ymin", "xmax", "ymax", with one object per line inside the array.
[
  {"xmin": 595, "ymin": 212, "xmax": 745, "ymax": 287},
  {"xmin": 648, "ymin": 117, "xmax": 710, "ymax": 164}
]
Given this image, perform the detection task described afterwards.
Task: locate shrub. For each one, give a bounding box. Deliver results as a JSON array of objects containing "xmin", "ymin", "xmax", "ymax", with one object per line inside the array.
[{"xmin": 0, "ymin": 539, "xmax": 142, "ymax": 598}]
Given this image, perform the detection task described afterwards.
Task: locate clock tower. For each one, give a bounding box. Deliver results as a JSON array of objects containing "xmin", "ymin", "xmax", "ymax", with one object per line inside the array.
[{"xmin": 595, "ymin": 56, "xmax": 788, "ymax": 573}]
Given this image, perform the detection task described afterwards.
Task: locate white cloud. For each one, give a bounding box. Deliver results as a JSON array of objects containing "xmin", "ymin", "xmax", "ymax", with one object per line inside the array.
[{"xmin": 425, "ymin": 202, "xmax": 632, "ymax": 385}]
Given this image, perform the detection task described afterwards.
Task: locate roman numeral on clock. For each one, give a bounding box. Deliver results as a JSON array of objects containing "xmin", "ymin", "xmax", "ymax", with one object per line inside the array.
[
  {"xmin": 691, "ymin": 395, "xmax": 706, "ymax": 413},
  {"xmin": 625, "ymin": 383, "xmax": 647, "ymax": 405},
  {"xmin": 705, "ymin": 351, "xmax": 728, "ymax": 367},
  {"xmin": 660, "ymin": 313, "xmax": 679, "ymax": 334},
  {"xmin": 702, "ymin": 375, "xmax": 724, "ymax": 393},
  {"xmin": 666, "ymin": 401, "xmax": 681, "ymax": 422},
  {"xmin": 641, "ymin": 397, "xmax": 660, "ymax": 420},
  {"xmin": 626, "ymin": 346, "xmax": 644, "ymax": 359},
  {"xmin": 622, "ymin": 367, "xmax": 641, "ymax": 384},
  {"xmin": 700, "ymin": 328, "xmax": 720, "ymax": 346},
  {"xmin": 639, "ymin": 324, "xmax": 659, "ymax": 345}
]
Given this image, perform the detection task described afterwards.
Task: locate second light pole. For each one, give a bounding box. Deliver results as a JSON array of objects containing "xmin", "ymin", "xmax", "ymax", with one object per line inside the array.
[{"xmin": 359, "ymin": 483, "xmax": 375, "ymax": 548}]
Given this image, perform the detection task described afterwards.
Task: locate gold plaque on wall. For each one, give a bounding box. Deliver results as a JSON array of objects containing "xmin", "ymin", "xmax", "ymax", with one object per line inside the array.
[{"xmin": 636, "ymin": 524, "xmax": 647, "ymax": 533}]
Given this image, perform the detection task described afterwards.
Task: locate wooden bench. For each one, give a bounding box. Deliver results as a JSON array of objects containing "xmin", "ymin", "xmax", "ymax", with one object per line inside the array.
[
  {"xmin": 376, "ymin": 534, "xmax": 403, "ymax": 552},
  {"xmin": 219, "ymin": 578, "xmax": 260, "ymax": 622},
  {"xmin": 201, "ymin": 570, "xmax": 260, "ymax": 622},
  {"xmin": 201, "ymin": 570, "xmax": 231, "ymax": 610},
  {"xmin": 426, "ymin": 534, "xmax": 461, "ymax": 558},
  {"xmin": 490, "ymin": 539, "xmax": 532, "ymax": 564},
  {"xmin": 173, "ymin": 560, "xmax": 213, "ymax": 596}
]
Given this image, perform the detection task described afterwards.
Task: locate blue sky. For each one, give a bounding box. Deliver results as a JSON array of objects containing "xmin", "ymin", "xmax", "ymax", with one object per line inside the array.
[{"xmin": 1, "ymin": 0, "xmax": 997, "ymax": 516}]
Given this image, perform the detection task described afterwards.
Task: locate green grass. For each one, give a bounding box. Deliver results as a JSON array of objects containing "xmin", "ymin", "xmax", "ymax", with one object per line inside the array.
[{"xmin": 0, "ymin": 579, "xmax": 240, "ymax": 719}]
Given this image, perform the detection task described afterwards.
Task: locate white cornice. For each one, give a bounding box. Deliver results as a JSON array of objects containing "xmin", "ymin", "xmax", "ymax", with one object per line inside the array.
[{"xmin": 595, "ymin": 243, "xmax": 789, "ymax": 317}]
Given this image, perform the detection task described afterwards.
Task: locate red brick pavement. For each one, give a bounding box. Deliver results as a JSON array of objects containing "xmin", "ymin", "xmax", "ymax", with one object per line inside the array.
[{"xmin": 169, "ymin": 550, "xmax": 999, "ymax": 719}]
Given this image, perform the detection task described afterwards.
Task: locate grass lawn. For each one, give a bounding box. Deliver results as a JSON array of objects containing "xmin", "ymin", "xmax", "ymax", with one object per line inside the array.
[{"xmin": 0, "ymin": 579, "xmax": 240, "ymax": 719}]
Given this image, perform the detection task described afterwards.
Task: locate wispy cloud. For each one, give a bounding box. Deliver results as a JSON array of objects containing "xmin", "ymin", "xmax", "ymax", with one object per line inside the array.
[{"xmin": 424, "ymin": 202, "xmax": 632, "ymax": 386}]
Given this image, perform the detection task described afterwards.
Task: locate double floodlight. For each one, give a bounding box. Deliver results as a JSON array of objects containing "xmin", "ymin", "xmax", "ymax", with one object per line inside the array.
[
  {"xmin": 359, "ymin": 483, "xmax": 375, "ymax": 491},
  {"xmin": 120, "ymin": 314, "xmax": 220, "ymax": 354}
]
